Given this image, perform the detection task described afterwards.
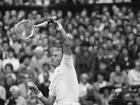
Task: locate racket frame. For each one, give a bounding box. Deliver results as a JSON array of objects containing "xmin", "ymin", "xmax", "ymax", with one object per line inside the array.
[{"xmin": 15, "ymin": 20, "xmax": 35, "ymax": 40}]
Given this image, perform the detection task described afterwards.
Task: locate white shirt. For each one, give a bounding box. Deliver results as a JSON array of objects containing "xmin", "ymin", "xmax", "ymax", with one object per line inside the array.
[
  {"xmin": 3, "ymin": 58, "xmax": 20, "ymax": 71},
  {"xmin": 49, "ymin": 54, "xmax": 79, "ymax": 105},
  {"xmin": 128, "ymin": 69, "xmax": 140, "ymax": 85}
]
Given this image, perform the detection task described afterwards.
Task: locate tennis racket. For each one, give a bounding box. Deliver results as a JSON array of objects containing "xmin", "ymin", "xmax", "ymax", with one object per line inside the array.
[{"xmin": 14, "ymin": 16, "xmax": 58, "ymax": 40}]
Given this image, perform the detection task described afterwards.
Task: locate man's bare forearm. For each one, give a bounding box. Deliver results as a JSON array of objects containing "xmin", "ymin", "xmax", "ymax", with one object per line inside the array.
[
  {"xmin": 55, "ymin": 22, "xmax": 72, "ymax": 55},
  {"xmin": 55, "ymin": 22, "xmax": 71, "ymax": 45}
]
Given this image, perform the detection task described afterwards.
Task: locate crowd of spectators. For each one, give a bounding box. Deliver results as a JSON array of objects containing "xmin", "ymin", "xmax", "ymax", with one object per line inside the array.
[
  {"xmin": 0, "ymin": 0, "xmax": 132, "ymax": 6},
  {"xmin": 0, "ymin": 1, "xmax": 140, "ymax": 105}
]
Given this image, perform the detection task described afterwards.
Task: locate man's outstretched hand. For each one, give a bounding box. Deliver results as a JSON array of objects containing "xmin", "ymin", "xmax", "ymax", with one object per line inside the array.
[
  {"xmin": 25, "ymin": 81, "xmax": 40, "ymax": 95},
  {"xmin": 47, "ymin": 16, "xmax": 58, "ymax": 24}
]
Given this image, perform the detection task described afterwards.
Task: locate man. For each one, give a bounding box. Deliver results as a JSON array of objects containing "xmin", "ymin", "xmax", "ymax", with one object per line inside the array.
[{"xmin": 26, "ymin": 18, "xmax": 79, "ymax": 105}]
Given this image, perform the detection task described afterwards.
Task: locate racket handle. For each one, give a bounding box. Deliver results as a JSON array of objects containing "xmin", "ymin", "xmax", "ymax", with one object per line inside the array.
[
  {"xmin": 35, "ymin": 16, "xmax": 59, "ymax": 28},
  {"xmin": 35, "ymin": 21, "xmax": 48, "ymax": 28}
]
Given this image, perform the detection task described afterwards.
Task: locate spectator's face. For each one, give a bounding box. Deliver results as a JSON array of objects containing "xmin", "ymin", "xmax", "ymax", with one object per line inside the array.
[
  {"xmin": 97, "ymin": 74, "xmax": 104, "ymax": 82},
  {"xmin": 6, "ymin": 76, "xmax": 14, "ymax": 86},
  {"xmin": 5, "ymin": 66, "xmax": 12, "ymax": 73},
  {"xmin": 23, "ymin": 57, "xmax": 30, "ymax": 65},
  {"xmin": 8, "ymin": 51, "xmax": 14, "ymax": 58},
  {"xmin": 2, "ymin": 42, "xmax": 9, "ymax": 51},
  {"xmin": 11, "ymin": 91, "xmax": 19, "ymax": 99},
  {"xmin": 89, "ymin": 36, "xmax": 95, "ymax": 45},
  {"xmin": 115, "ymin": 65, "xmax": 121, "ymax": 73},
  {"xmin": 125, "ymin": 26, "xmax": 132, "ymax": 34},
  {"xmin": 80, "ymin": 73, "xmax": 88, "ymax": 84},
  {"xmin": 99, "ymin": 63, "xmax": 107, "ymax": 70},
  {"xmin": 49, "ymin": 51, "xmax": 62, "ymax": 68},
  {"xmin": 135, "ymin": 60, "xmax": 140, "ymax": 70},
  {"xmin": 122, "ymin": 48, "xmax": 128, "ymax": 56},
  {"xmin": 42, "ymin": 38, "xmax": 48, "ymax": 47}
]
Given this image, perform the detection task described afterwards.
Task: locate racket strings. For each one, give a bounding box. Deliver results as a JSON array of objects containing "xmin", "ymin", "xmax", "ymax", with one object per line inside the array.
[{"xmin": 15, "ymin": 21, "xmax": 34, "ymax": 39}]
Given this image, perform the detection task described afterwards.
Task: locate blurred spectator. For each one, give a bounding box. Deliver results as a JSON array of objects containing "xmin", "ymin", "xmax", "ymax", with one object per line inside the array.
[
  {"xmin": 4, "ymin": 73, "xmax": 17, "ymax": 99},
  {"xmin": 128, "ymin": 59, "xmax": 140, "ymax": 86},
  {"xmin": 94, "ymin": 61, "xmax": 110, "ymax": 81},
  {"xmin": 3, "ymin": 48, "xmax": 20, "ymax": 72},
  {"xmin": 75, "ymin": 41, "xmax": 96, "ymax": 77},
  {"xmin": 116, "ymin": 47, "xmax": 134, "ymax": 71},
  {"xmin": 93, "ymin": 73, "xmax": 110, "ymax": 92},
  {"xmin": 110, "ymin": 64, "xmax": 128, "ymax": 88},
  {"xmin": 4, "ymin": 63, "xmax": 14, "ymax": 74},
  {"xmin": 31, "ymin": 46, "xmax": 48, "ymax": 75},
  {"xmin": 79, "ymin": 73, "xmax": 92, "ymax": 98},
  {"xmin": 7, "ymin": 85, "xmax": 27, "ymax": 105},
  {"xmin": 99, "ymin": 86, "xmax": 115, "ymax": 105},
  {"xmin": 19, "ymin": 54, "xmax": 36, "ymax": 81}
]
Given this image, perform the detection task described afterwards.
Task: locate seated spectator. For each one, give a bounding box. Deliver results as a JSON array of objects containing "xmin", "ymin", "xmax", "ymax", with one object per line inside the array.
[
  {"xmin": 79, "ymin": 73, "xmax": 92, "ymax": 98},
  {"xmin": 4, "ymin": 73, "xmax": 17, "ymax": 99},
  {"xmin": 7, "ymin": 85, "xmax": 27, "ymax": 105},
  {"xmin": 93, "ymin": 73, "xmax": 110, "ymax": 92},
  {"xmin": 98, "ymin": 86, "xmax": 115, "ymax": 105},
  {"xmin": 19, "ymin": 54, "xmax": 36, "ymax": 81},
  {"xmin": 95, "ymin": 60, "xmax": 110, "ymax": 81},
  {"xmin": 116, "ymin": 47, "xmax": 134, "ymax": 71},
  {"xmin": 110, "ymin": 64, "xmax": 128, "ymax": 88},
  {"xmin": 31, "ymin": 46, "xmax": 48, "ymax": 75},
  {"xmin": 3, "ymin": 48, "xmax": 20, "ymax": 72},
  {"xmin": 75, "ymin": 41, "xmax": 96, "ymax": 77},
  {"xmin": 4, "ymin": 63, "xmax": 14, "ymax": 74},
  {"xmin": 128, "ymin": 59, "xmax": 140, "ymax": 86}
]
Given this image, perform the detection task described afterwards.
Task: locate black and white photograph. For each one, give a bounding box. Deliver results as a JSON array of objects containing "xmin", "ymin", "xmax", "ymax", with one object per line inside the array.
[{"xmin": 1, "ymin": 0, "xmax": 140, "ymax": 105}]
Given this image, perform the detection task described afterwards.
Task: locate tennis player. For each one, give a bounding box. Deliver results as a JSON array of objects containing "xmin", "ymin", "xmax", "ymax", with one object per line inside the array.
[{"xmin": 26, "ymin": 18, "xmax": 79, "ymax": 105}]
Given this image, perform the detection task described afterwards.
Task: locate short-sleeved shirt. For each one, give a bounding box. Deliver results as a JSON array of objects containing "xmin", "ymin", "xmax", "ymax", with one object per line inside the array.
[{"xmin": 49, "ymin": 54, "xmax": 79, "ymax": 105}]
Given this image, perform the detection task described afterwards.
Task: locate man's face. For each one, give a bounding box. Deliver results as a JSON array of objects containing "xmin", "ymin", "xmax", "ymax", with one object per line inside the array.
[{"xmin": 49, "ymin": 51, "xmax": 62, "ymax": 68}]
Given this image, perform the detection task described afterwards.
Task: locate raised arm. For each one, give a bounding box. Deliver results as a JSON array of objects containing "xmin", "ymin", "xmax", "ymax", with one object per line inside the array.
[
  {"xmin": 54, "ymin": 21, "xmax": 72, "ymax": 55},
  {"xmin": 25, "ymin": 81, "xmax": 55, "ymax": 105}
]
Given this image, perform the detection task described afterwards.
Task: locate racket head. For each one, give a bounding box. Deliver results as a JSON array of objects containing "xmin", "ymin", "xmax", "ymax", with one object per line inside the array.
[{"xmin": 14, "ymin": 20, "xmax": 35, "ymax": 40}]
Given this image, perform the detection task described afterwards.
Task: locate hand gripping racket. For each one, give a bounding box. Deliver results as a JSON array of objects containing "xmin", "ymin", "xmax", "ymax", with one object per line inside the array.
[{"xmin": 14, "ymin": 16, "xmax": 58, "ymax": 40}]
